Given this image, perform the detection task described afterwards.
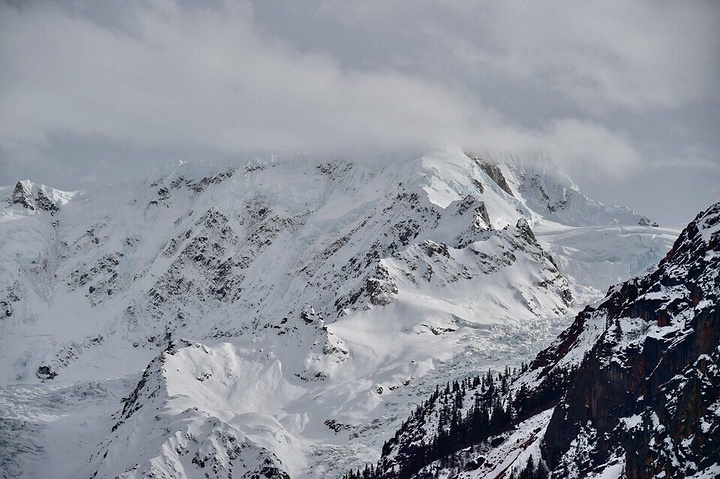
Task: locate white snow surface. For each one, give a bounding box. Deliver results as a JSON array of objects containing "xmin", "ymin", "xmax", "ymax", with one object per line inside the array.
[{"xmin": 0, "ymin": 150, "xmax": 676, "ymax": 478}]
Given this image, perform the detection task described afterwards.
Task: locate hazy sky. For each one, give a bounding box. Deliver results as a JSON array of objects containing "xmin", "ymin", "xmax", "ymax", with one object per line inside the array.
[{"xmin": 1, "ymin": 0, "xmax": 718, "ymax": 225}]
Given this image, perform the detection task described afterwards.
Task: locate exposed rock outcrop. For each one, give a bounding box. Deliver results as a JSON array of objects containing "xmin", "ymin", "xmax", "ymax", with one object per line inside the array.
[
  {"xmin": 469, "ymin": 156, "xmax": 514, "ymax": 196},
  {"xmin": 544, "ymin": 202, "xmax": 720, "ymax": 478},
  {"xmin": 10, "ymin": 181, "xmax": 35, "ymax": 210}
]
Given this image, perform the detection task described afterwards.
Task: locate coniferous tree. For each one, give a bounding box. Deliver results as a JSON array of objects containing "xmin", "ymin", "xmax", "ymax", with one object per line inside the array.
[
  {"xmin": 536, "ymin": 460, "xmax": 550, "ymax": 479},
  {"xmin": 519, "ymin": 455, "xmax": 535, "ymax": 479}
]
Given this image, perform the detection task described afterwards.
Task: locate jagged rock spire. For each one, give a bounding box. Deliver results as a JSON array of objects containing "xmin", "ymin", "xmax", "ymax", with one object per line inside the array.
[{"xmin": 11, "ymin": 180, "xmax": 35, "ymax": 210}]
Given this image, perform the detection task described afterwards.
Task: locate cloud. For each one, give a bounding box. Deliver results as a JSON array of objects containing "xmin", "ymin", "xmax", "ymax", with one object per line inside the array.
[
  {"xmin": 537, "ymin": 119, "xmax": 644, "ymax": 180},
  {"xmin": 315, "ymin": 0, "xmax": 720, "ymax": 114},
  {"xmin": 478, "ymin": 1, "xmax": 719, "ymax": 112},
  {"xmin": 0, "ymin": 0, "xmax": 717, "ymax": 223},
  {"xmin": 0, "ymin": 1, "xmax": 480, "ymax": 156},
  {"xmin": 647, "ymin": 156, "xmax": 720, "ymax": 172}
]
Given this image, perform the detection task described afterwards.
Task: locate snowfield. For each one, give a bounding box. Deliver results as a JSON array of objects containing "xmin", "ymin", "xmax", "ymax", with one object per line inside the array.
[{"xmin": 0, "ymin": 150, "xmax": 677, "ymax": 478}]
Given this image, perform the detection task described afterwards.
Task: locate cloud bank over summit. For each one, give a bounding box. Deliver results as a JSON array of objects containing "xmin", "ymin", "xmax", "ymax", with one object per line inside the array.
[{"xmin": 1, "ymin": 0, "xmax": 718, "ymax": 223}]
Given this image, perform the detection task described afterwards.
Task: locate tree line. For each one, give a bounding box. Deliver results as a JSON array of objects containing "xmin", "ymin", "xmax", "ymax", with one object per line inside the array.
[{"xmin": 343, "ymin": 362, "xmax": 575, "ymax": 479}]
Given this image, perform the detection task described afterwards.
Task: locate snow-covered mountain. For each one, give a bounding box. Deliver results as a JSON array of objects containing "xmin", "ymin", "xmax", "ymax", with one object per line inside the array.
[
  {"xmin": 362, "ymin": 202, "xmax": 719, "ymax": 479},
  {"xmin": 0, "ymin": 149, "xmax": 678, "ymax": 478}
]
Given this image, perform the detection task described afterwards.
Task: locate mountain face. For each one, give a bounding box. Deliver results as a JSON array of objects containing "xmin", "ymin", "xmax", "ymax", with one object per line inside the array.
[
  {"xmin": 543, "ymin": 202, "xmax": 720, "ymax": 478},
  {"xmin": 0, "ymin": 150, "xmax": 678, "ymax": 478},
  {"xmin": 362, "ymin": 202, "xmax": 719, "ymax": 479}
]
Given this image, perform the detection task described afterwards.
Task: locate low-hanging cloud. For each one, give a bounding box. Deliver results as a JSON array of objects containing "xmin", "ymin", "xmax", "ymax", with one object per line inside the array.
[
  {"xmin": 316, "ymin": 0, "xmax": 719, "ymax": 113},
  {"xmin": 0, "ymin": 1, "xmax": 478, "ymax": 153},
  {"xmin": 0, "ymin": 0, "xmax": 718, "ymax": 223}
]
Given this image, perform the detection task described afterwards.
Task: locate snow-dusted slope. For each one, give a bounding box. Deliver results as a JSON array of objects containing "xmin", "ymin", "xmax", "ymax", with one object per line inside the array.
[
  {"xmin": 91, "ymin": 341, "xmax": 296, "ymax": 479},
  {"xmin": 0, "ymin": 150, "xmax": 676, "ymax": 478}
]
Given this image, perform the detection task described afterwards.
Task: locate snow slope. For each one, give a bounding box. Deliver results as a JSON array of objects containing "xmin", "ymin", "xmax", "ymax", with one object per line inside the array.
[{"xmin": 0, "ymin": 150, "xmax": 676, "ymax": 478}]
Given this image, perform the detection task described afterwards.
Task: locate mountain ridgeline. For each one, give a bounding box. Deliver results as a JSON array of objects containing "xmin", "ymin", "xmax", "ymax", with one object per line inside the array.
[
  {"xmin": 0, "ymin": 151, "xmax": 684, "ymax": 478},
  {"xmin": 348, "ymin": 202, "xmax": 720, "ymax": 478}
]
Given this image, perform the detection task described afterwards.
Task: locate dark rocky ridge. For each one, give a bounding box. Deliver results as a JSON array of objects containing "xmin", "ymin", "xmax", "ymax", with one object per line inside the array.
[
  {"xmin": 10, "ymin": 181, "xmax": 35, "ymax": 210},
  {"xmin": 9, "ymin": 181, "xmax": 61, "ymax": 214},
  {"xmin": 544, "ymin": 201, "xmax": 720, "ymax": 478}
]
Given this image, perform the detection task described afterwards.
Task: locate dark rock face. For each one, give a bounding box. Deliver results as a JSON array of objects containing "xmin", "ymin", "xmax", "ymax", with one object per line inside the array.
[
  {"xmin": 480, "ymin": 162, "xmax": 513, "ymax": 196},
  {"xmin": 10, "ymin": 181, "xmax": 35, "ymax": 210},
  {"xmin": 638, "ymin": 216, "xmax": 659, "ymax": 227},
  {"xmin": 515, "ymin": 218, "xmax": 537, "ymax": 243},
  {"xmin": 35, "ymin": 188, "xmax": 59, "ymax": 213},
  {"xmin": 9, "ymin": 181, "xmax": 61, "ymax": 214},
  {"xmin": 149, "ymin": 169, "xmax": 235, "ymax": 206},
  {"xmin": 36, "ymin": 365, "xmax": 57, "ymax": 380},
  {"xmin": 468, "ymin": 156, "xmax": 514, "ymax": 196},
  {"xmin": 543, "ymin": 202, "xmax": 720, "ymax": 477},
  {"xmin": 365, "ymin": 264, "xmax": 399, "ymax": 306},
  {"xmin": 454, "ymin": 195, "xmax": 491, "ymax": 229},
  {"xmin": 0, "ymin": 282, "xmax": 21, "ymax": 322}
]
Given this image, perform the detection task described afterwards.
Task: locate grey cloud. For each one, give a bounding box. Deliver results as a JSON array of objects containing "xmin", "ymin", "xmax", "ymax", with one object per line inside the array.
[
  {"xmin": 0, "ymin": 2, "xmax": 478, "ymax": 152},
  {"xmin": 1, "ymin": 0, "xmax": 718, "ymax": 225},
  {"xmin": 271, "ymin": 0, "xmax": 720, "ymax": 113}
]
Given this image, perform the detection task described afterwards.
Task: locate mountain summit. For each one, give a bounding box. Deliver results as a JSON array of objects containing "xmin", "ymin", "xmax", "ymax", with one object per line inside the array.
[{"xmin": 0, "ymin": 150, "xmax": 680, "ymax": 478}]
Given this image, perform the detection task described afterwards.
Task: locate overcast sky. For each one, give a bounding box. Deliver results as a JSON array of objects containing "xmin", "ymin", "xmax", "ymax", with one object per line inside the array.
[{"xmin": 1, "ymin": 0, "xmax": 718, "ymax": 225}]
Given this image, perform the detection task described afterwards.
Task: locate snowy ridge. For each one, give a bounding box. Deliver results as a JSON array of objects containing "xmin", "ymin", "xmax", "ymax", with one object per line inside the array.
[
  {"xmin": 90, "ymin": 341, "xmax": 295, "ymax": 479},
  {"xmin": 0, "ymin": 150, "xmax": 677, "ymax": 478}
]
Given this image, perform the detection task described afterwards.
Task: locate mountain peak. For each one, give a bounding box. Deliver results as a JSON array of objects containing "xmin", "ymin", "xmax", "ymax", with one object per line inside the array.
[
  {"xmin": 662, "ymin": 201, "xmax": 720, "ymax": 264},
  {"xmin": 5, "ymin": 179, "xmax": 76, "ymax": 214},
  {"xmin": 10, "ymin": 180, "xmax": 35, "ymax": 210},
  {"xmin": 0, "ymin": 153, "xmax": 683, "ymax": 478}
]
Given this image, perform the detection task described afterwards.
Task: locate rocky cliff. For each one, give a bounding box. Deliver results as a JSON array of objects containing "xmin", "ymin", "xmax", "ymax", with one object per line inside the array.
[{"xmin": 544, "ymin": 202, "xmax": 720, "ymax": 478}]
